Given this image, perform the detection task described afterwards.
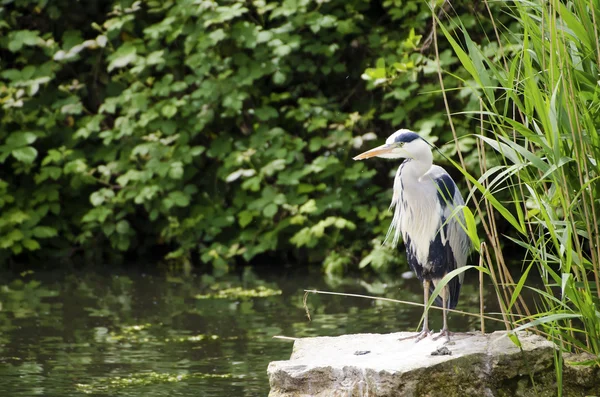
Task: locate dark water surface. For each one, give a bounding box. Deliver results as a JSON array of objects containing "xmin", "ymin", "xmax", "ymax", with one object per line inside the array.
[{"xmin": 0, "ymin": 267, "xmax": 503, "ymax": 396}]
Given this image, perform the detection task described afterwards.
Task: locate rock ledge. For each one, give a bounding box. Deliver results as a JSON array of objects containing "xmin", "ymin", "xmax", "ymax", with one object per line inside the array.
[{"xmin": 267, "ymin": 331, "xmax": 599, "ymax": 397}]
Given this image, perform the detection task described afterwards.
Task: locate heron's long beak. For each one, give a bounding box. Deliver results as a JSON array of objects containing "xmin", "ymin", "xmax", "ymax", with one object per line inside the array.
[{"xmin": 352, "ymin": 144, "xmax": 393, "ymax": 160}]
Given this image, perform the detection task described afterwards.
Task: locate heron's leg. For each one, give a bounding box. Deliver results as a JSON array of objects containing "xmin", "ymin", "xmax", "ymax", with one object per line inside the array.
[
  {"xmin": 433, "ymin": 285, "xmax": 453, "ymax": 341},
  {"xmin": 420, "ymin": 279, "xmax": 431, "ymax": 336},
  {"xmin": 441, "ymin": 287, "xmax": 448, "ymax": 332},
  {"xmin": 399, "ymin": 279, "xmax": 432, "ymax": 342}
]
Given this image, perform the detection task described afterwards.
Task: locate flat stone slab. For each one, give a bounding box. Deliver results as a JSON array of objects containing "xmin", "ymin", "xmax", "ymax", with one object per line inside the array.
[{"xmin": 268, "ymin": 331, "xmax": 600, "ymax": 397}]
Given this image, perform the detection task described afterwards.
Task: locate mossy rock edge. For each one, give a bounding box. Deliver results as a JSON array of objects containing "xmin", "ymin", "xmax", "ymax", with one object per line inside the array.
[{"xmin": 268, "ymin": 331, "xmax": 600, "ymax": 397}]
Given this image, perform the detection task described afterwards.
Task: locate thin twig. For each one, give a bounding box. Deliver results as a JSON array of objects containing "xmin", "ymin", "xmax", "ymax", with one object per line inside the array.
[
  {"xmin": 304, "ymin": 289, "xmax": 509, "ymax": 326},
  {"xmin": 481, "ymin": 243, "xmax": 511, "ymax": 330},
  {"xmin": 272, "ymin": 335, "xmax": 299, "ymax": 341},
  {"xmin": 479, "ymin": 242, "xmax": 486, "ymax": 335},
  {"xmin": 302, "ymin": 290, "xmax": 312, "ymax": 321}
]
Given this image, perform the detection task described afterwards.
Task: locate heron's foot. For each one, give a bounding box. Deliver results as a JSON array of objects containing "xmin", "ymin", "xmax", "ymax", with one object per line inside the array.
[
  {"xmin": 432, "ymin": 328, "xmax": 453, "ymax": 342},
  {"xmin": 398, "ymin": 328, "xmax": 432, "ymax": 342}
]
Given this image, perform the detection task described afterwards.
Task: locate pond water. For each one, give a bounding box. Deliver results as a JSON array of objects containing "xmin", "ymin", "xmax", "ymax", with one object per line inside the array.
[{"xmin": 0, "ymin": 266, "xmax": 504, "ymax": 396}]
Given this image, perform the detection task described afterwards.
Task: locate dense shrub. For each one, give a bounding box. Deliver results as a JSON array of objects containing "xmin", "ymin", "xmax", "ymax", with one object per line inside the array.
[{"xmin": 0, "ymin": 0, "xmax": 487, "ymax": 271}]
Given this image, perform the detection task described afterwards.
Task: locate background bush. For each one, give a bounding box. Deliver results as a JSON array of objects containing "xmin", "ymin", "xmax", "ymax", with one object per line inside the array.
[{"xmin": 0, "ymin": 0, "xmax": 492, "ymax": 272}]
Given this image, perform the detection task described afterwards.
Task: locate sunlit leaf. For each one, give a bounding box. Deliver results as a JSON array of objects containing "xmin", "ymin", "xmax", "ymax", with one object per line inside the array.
[
  {"xmin": 107, "ymin": 43, "xmax": 137, "ymax": 71},
  {"xmin": 12, "ymin": 147, "xmax": 38, "ymax": 163}
]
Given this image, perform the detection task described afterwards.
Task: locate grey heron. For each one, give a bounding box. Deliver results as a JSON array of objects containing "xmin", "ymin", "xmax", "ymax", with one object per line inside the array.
[{"xmin": 353, "ymin": 129, "xmax": 471, "ymax": 340}]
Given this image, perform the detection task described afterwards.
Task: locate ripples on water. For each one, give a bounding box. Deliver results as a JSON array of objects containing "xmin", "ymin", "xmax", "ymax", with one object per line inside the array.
[{"xmin": 0, "ymin": 267, "xmax": 500, "ymax": 396}]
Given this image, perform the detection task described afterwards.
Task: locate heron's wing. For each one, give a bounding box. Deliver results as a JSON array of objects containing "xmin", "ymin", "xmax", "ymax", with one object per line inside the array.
[
  {"xmin": 431, "ymin": 167, "xmax": 471, "ymax": 283},
  {"xmin": 421, "ymin": 167, "xmax": 470, "ymax": 309}
]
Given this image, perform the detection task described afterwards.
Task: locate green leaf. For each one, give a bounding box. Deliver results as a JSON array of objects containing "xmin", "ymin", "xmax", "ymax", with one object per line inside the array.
[
  {"xmin": 358, "ymin": 254, "xmax": 372, "ymax": 269},
  {"xmin": 169, "ymin": 191, "xmax": 190, "ymax": 207},
  {"xmin": 116, "ymin": 220, "xmax": 130, "ymax": 234},
  {"xmin": 32, "ymin": 226, "xmax": 58, "ymax": 238},
  {"xmin": 273, "ymin": 44, "xmax": 291, "ymax": 57},
  {"xmin": 169, "ymin": 163, "xmax": 184, "ymax": 179},
  {"xmin": 90, "ymin": 193, "xmax": 104, "ymax": 206},
  {"xmin": 263, "ymin": 203, "xmax": 278, "ymax": 218},
  {"xmin": 7, "ymin": 132, "xmax": 37, "ymax": 147},
  {"xmin": 226, "ymin": 168, "xmax": 256, "ymax": 183},
  {"xmin": 241, "ymin": 176, "xmax": 261, "ymax": 191},
  {"xmin": 7, "ymin": 211, "xmax": 29, "ymax": 224},
  {"xmin": 261, "ymin": 159, "xmax": 286, "ymax": 176},
  {"xmin": 22, "ymin": 239, "xmax": 41, "ymax": 251},
  {"xmin": 461, "ymin": 206, "xmax": 480, "ymax": 248},
  {"xmin": 290, "ymin": 227, "xmax": 311, "ymax": 247},
  {"xmin": 507, "ymin": 333, "xmax": 522, "ymax": 348},
  {"xmin": 300, "ymin": 199, "xmax": 317, "ymax": 214},
  {"xmin": 209, "ymin": 29, "xmax": 226, "ymax": 43},
  {"xmin": 334, "ymin": 218, "xmax": 355, "ymax": 230},
  {"xmin": 64, "ymin": 159, "xmax": 87, "ymax": 174},
  {"xmin": 12, "ymin": 147, "xmax": 38, "ymax": 163},
  {"xmin": 254, "ymin": 106, "xmax": 278, "ymax": 121},
  {"xmin": 161, "ymin": 104, "xmax": 177, "ymax": 118},
  {"xmin": 426, "ymin": 266, "xmax": 489, "ymax": 311},
  {"xmin": 90, "ymin": 189, "xmax": 114, "ymax": 206},
  {"xmin": 8, "ymin": 30, "xmax": 41, "ymax": 52},
  {"xmin": 107, "ymin": 43, "xmax": 137, "ymax": 71},
  {"xmin": 239, "ymin": 210, "xmax": 254, "ymax": 228},
  {"xmin": 103, "ymin": 222, "xmax": 116, "ymax": 236},
  {"xmin": 116, "ymin": 237, "xmax": 130, "ymax": 251},
  {"xmin": 61, "ymin": 102, "xmax": 83, "ymax": 115},
  {"xmin": 257, "ymin": 31, "xmax": 272, "ymax": 43},
  {"xmin": 435, "ymin": 18, "xmax": 481, "ymax": 89},
  {"xmin": 273, "ymin": 71, "xmax": 286, "ymax": 84},
  {"xmin": 6, "ymin": 229, "xmax": 24, "ymax": 242},
  {"xmin": 508, "ymin": 263, "xmax": 533, "ymax": 312},
  {"xmin": 510, "ymin": 313, "xmax": 582, "ymax": 334},
  {"xmin": 190, "ymin": 146, "xmax": 205, "ymax": 156},
  {"xmin": 82, "ymin": 207, "xmax": 112, "ymax": 223},
  {"xmin": 39, "ymin": 166, "xmax": 62, "ymax": 181},
  {"xmin": 146, "ymin": 50, "xmax": 165, "ymax": 65}
]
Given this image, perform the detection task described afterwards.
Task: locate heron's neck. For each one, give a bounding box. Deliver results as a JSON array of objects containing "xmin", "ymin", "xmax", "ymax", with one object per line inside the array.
[{"xmin": 403, "ymin": 145, "xmax": 433, "ymax": 180}]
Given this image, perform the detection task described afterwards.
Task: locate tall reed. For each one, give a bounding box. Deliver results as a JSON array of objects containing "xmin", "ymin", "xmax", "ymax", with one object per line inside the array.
[{"xmin": 435, "ymin": 0, "xmax": 600, "ymax": 389}]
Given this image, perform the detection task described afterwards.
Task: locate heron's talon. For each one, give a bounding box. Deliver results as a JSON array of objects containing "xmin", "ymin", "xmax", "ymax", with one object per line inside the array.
[
  {"xmin": 415, "ymin": 330, "xmax": 432, "ymax": 342},
  {"xmin": 432, "ymin": 329, "xmax": 453, "ymax": 342},
  {"xmin": 398, "ymin": 328, "xmax": 432, "ymax": 342}
]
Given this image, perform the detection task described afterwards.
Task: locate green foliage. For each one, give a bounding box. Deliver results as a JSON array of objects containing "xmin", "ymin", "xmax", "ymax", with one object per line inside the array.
[
  {"xmin": 0, "ymin": 0, "xmax": 490, "ymax": 269},
  {"xmin": 438, "ymin": 0, "xmax": 600, "ymax": 387}
]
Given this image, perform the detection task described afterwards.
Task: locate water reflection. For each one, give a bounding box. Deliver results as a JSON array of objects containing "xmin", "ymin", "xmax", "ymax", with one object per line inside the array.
[{"xmin": 0, "ymin": 267, "xmax": 503, "ymax": 396}]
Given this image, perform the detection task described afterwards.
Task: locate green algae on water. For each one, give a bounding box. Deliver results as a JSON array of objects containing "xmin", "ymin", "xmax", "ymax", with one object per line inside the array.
[
  {"xmin": 105, "ymin": 323, "xmax": 226, "ymax": 343},
  {"xmin": 75, "ymin": 372, "xmax": 233, "ymax": 394},
  {"xmin": 195, "ymin": 285, "xmax": 282, "ymax": 299}
]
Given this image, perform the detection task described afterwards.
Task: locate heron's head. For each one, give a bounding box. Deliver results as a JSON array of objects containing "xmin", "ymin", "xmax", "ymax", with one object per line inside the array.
[{"xmin": 353, "ymin": 129, "xmax": 431, "ymax": 161}]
